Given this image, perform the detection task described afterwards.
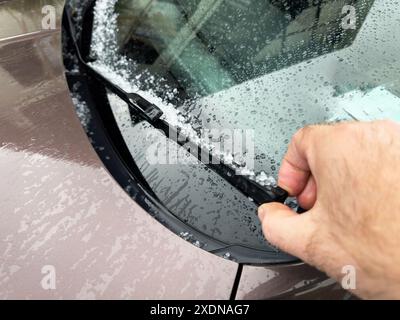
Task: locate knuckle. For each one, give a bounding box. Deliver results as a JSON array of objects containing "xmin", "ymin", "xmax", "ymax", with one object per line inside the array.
[
  {"xmin": 292, "ymin": 124, "xmax": 324, "ymax": 149},
  {"xmin": 293, "ymin": 125, "xmax": 313, "ymax": 142}
]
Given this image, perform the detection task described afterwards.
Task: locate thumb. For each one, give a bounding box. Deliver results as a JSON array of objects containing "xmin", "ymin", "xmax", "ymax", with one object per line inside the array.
[{"xmin": 258, "ymin": 203, "xmax": 316, "ymax": 261}]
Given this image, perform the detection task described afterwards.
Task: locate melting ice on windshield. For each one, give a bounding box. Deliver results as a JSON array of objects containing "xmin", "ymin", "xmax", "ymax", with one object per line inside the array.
[{"xmin": 89, "ymin": 0, "xmax": 277, "ymax": 186}]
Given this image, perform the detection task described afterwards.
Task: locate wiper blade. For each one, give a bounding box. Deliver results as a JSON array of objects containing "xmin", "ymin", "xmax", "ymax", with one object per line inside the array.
[{"xmin": 66, "ymin": 10, "xmax": 288, "ymax": 206}]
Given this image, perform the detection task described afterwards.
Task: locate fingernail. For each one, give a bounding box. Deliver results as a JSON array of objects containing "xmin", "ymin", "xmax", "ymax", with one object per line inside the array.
[{"xmin": 258, "ymin": 206, "xmax": 266, "ymax": 221}]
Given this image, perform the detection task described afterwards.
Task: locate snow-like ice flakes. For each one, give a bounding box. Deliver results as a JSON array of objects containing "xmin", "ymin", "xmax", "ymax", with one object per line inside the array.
[{"xmin": 89, "ymin": 0, "xmax": 274, "ymax": 182}]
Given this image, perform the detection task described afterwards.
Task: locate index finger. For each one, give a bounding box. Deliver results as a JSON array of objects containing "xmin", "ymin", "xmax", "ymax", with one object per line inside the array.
[{"xmin": 278, "ymin": 126, "xmax": 317, "ymax": 196}]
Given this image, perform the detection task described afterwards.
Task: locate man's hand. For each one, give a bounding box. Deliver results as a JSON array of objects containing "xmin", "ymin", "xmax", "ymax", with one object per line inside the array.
[{"xmin": 258, "ymin": 120, "xmax": 400, "ymax": 299}]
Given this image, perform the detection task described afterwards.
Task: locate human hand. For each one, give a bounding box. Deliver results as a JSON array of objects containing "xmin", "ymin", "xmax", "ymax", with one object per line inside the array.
[{"xmin": 258, "ymin": 120, "xmax": 400, "ymax": 299}]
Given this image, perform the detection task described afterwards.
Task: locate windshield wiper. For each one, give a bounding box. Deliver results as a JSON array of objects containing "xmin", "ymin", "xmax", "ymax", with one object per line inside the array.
[{"xmin": 65, "ymin": 9, "xmax": 288, "ymax": 206}]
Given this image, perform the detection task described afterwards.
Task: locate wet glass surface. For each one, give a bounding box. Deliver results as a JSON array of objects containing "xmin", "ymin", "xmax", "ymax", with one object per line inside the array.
[{"xmin": 88, "ymin": 0, "xmax": 400, "ymax": 252}]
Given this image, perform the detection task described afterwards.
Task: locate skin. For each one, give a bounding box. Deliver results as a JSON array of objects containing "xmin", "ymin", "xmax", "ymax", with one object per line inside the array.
[{"xmin": 258, "ymin": 120, "xmax": 400, "ymax": 299}]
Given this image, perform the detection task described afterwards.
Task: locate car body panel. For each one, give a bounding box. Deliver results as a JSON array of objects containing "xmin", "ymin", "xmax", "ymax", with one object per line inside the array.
[
  {"xmin": 0, "ymin": 0, "xmax": 238, "ymax": 299},
  {"xmin": 237, "ymin": 265, "xmax": 351, "ymax": 300}
]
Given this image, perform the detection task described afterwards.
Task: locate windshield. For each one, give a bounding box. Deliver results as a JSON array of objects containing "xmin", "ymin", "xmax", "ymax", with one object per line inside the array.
[{"xmin": 87, "ymin": 0, "xmax": 400, "ymax": 259}]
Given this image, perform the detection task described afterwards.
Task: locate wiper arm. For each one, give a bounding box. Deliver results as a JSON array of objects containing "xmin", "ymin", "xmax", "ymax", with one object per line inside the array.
[{"xmin": 65, "ymin": 10, "xmax": 288, "ymax": 206}]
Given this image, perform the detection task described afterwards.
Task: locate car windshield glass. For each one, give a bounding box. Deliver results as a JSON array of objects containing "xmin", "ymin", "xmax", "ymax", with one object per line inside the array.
[{"xmin": 88, "ymin": 0, "xmax": 400, "ymax": 257}]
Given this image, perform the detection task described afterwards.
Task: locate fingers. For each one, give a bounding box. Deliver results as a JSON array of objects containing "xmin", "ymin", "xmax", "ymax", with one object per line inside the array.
[
  {"xmin": 258, "ymin": 203, "xmax": 358, "ymax": 287},
  {"xmin": 278, "ymin": 158, "xmax": 310, "ymax": 196},
  {"xmin": 278, "ymin": 126, "xmax": 316, "ymax": 196},
  {"xmin": 297, "ymin": 175, "xmax": 317, "ymax": 210},
  {"xmin": 258, "ymin": 203, "xmax": 316, "ymax": 261}
]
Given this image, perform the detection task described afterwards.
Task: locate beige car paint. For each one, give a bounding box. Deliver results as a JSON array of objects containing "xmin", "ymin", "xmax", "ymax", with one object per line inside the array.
[
  {"xmin": 0, "ymin": 0, "xmax": 349, "ymax": 300},
  {"xmin": 0, "ymin": 0, "xmax": 238, "ymax": 299}
]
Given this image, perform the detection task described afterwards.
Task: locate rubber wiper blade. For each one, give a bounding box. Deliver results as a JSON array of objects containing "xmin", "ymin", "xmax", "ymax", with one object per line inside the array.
[
  {"xmin": 127, "ymin": 93, "xmax": 164, "ymax": 122},
  {"xmin": 93, "ymin": 70, "xmax": 288, "ymax": 205},
  {"xmin": 79, "ymin": 62, "xmax": 164, "ymax": 123},
  {"xmin": 66, "ymin": 10, "xmax": 288, "ymax": 206}
]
